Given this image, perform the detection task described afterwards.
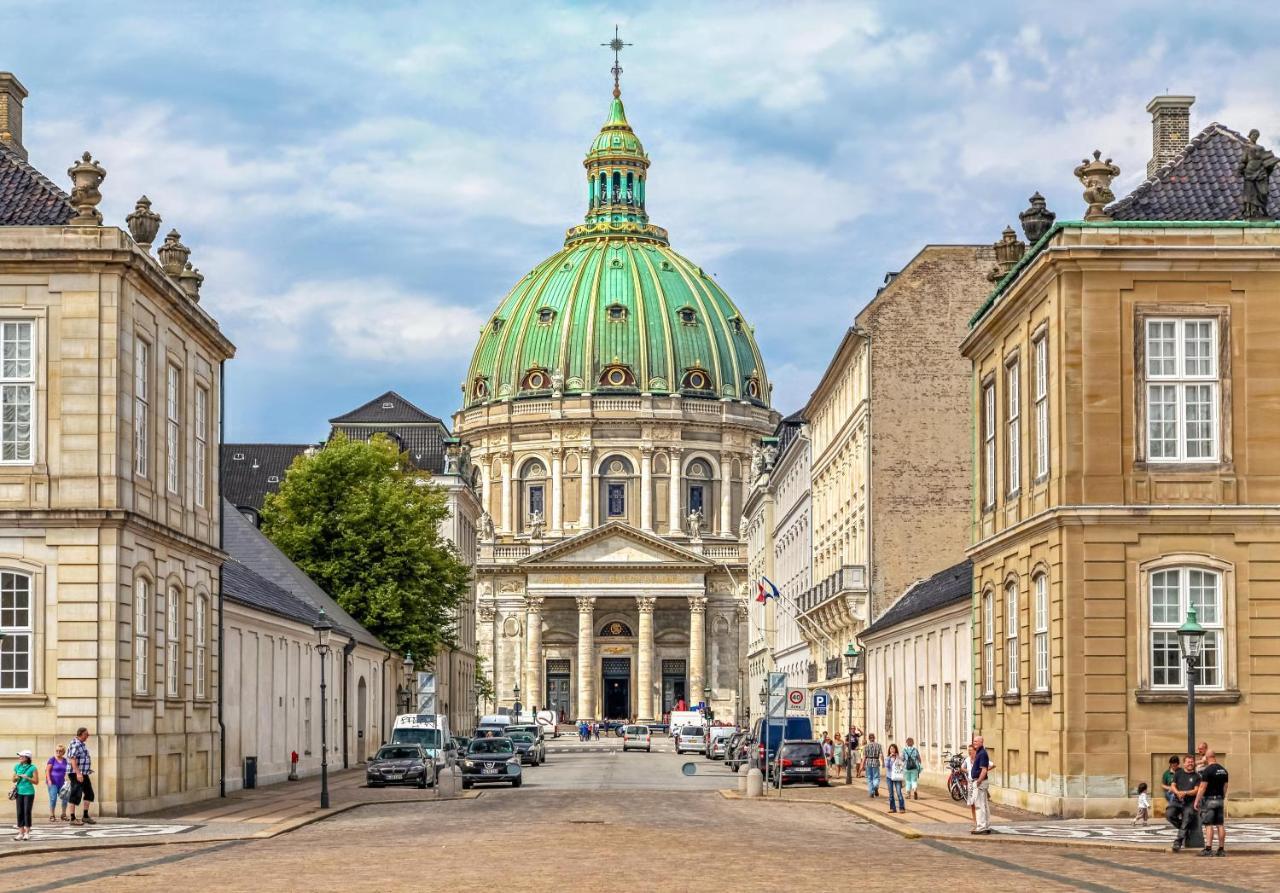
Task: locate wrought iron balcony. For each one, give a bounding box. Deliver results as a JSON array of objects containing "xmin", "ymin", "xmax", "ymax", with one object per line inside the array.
[{"xmin": 798, "ymin": 564, "xmax": 867, "ymax": 615}]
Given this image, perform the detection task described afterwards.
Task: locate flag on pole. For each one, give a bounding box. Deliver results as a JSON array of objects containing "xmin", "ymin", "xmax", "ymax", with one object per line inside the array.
[
  {"xmin": 762, "ymin": 576, "xmax": 781, "ymax": 601},
  {"xmin": 756, "ymin": 581, "xmax": 767, "ymax": 603}
]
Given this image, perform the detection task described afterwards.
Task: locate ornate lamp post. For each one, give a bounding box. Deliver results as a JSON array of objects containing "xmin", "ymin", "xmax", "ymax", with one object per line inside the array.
[
  {"xmin": 1177, "ymin": 608, "xmax": 1207, "ymax": 755},
  {"xmin": 313, "ymin": 609, "xmax": 334, "ymax": 809},
  {"xmin": 397, "ymin": 652, "xmax": 415, "ymax": 714},
  {"xmin": 758, "ymin": 681, "xmax": 768, "ymax": 707},
  {"xmin": 844, "ymin": 643, "xmax": 861, "ymax": 786},
  {"xmin": 513, "ymin": 682, "xmax": 522, "ymax": 724}
]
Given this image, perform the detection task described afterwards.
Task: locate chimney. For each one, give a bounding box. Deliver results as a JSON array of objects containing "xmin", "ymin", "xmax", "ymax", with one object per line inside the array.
[
  {"xmin": 1146, "ymin": 94, "xmax": 1194, "ymax": 179},
  {"xmin": 0, "ymin": 73, "xmax": 28, "ymax": 161}
]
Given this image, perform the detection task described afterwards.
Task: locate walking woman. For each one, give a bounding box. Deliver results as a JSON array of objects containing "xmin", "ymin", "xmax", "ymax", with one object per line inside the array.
[
  {"xmin": 833, "ymin": 733, "xmax": 845, "ymax": 779},
  {"xmin": 12, "ymin": 749, "xmax": 39, "ymax": 841},
  {"xmin": 46, "ymin": 744, "xmax": 68, "ymax": 821},
  {"xmin": 903, "ymin": 737, "xmax": 922, "ymax": 801},
  {"xmin": 885, "ymin": 743, "xmax": 906, "ymax": 813}
]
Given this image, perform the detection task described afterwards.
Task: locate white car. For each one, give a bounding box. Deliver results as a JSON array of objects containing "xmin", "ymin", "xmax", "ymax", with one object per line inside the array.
[
  {"xmin": 622, "ymin": 724, "xmax": 652, "ymax": 752},
  {"xmin": 674, "ymin": 725, "xmax": 706, "ymax": 754}
]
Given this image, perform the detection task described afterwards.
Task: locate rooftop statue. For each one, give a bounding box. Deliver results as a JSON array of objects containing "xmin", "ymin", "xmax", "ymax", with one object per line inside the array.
[{"xmin": 1239, "ymin": 129, "xmax": 1278, "ymax": 219}]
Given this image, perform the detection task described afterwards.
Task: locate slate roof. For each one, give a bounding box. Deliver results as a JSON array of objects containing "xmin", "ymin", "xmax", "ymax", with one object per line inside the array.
[
  {"xmin": 329, "ymin": 390, "xmax": 441, "ymax": 425},
  {"xmin": 0, "ymin": 143, "xmax": 74, "ymax": 226},
  {"xmin": 1109, "ymin": 123, "xmax": 1280, "ymax": 221},
  {"xmin": 221, "ymin": 499, "xmax": 386, "ymax": 650},
  {"xmin": 221, "ymin": 558, "xmax": 319, "ymax": 627},
  {"xmin": 221, "ymin": 443, "xmax": 313, "ymax": 513},
  {"xmin": 330, "ymin": 424, "xmax": 447, "ymax": 474},
  {"xmin": 861, "ymin": 559, "xmax": 972, "ymax": 639}
]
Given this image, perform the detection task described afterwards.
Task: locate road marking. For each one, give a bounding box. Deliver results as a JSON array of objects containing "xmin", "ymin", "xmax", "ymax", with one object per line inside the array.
[
  {"xmin": 1060, "ymin": 850, "xmax": 1263, "ymax": 893},
  {"xmin": 918, "ymin": 838, "xmax": 1127, "ymax": 893},
  {"xmin": 7, "ymin": 839, "xmax": 247, "ymax": 893}
]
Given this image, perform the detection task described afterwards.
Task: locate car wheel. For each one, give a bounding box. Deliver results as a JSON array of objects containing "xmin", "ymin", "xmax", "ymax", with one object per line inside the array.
[
  {"xmin": 417, "ymin": 776, "xmax": 428, "ymax": 789},
  {"xmin": 461, "ymin": 779, "xmax": 472, "ymax": 790},
  {"xmin": 512, "ymin": 777, "xmax": 523, "ymax": 788}
]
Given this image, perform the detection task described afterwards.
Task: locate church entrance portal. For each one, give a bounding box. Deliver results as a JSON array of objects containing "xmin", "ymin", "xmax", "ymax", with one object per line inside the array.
[
  {"xmin": 602, "ymin": 657, "xmax": 631, "ymax": 720},
  {"xmin": 662, "ymin": 659, "xmax": 687, "ymax": 716},
  {"xmin": 546, "ymin": 659, "xmax": 571, "ymax": 722}
]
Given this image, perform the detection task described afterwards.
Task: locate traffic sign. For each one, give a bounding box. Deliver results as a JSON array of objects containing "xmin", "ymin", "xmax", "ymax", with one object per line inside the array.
[
  {"xmin": 812, "ymin": 690, "xmax": 829, "ymax": 716},
  {"xmin": 767, "ymin": 672, "xmax": 787, "ymax": 718},
  {"xmin": 786, "ymin": 688, "xmax": 807, "ymax": 711}
]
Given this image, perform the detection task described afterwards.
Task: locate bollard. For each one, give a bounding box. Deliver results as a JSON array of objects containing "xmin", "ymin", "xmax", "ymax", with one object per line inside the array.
[
  {"xmin": 738, "ymin": 767, "xmax": 748, "ymax": 794},
  {"xmin": 287, "ymin": 751, "xmax": 299, "ymax": 781},
  {"xmin": 746, "ymin": 766, "xmax": 764, "ymax": 798}
]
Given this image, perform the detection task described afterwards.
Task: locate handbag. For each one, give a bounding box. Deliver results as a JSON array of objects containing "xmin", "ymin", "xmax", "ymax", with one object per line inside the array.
[{"xmin": 6, "ymin": 784, "xmax": 16, "ymax": 801}]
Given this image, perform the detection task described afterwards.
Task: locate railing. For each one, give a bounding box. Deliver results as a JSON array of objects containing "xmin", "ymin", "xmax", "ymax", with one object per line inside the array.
[
  {"xmin": 493, "ymin": 545, "xmax": 530, "ymax": 560},
  {"xmin": 512, "ymin": 400, "xmax": 552, "ymax": 416},
  {"xmin": 595, "ymin": 397, "xmax": 642, "ymax": 412},
  {"xmin": 688, "ymin": 401, "xmax": 722, "ymax": 417},
  {"xmin": 704, "ymin": 544, "xmax": 744, "ymax": 561},
  {"xmin": 799, "ymin": 564, "xmax": 868, "ymax": 614}
]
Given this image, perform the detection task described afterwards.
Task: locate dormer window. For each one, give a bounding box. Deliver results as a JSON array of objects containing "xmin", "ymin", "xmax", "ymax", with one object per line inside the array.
[
  {"xmin": 678, "ymin": 307, "xmax": 697, "ymax": 326},
  {"xmin": 490, "ymin": 318, "xmax": 505, "ymax": 334},
  {"xmin": 744, "ymin": 375, "xmax": 761, "ymax": 399},
  {"xmin": 232, "ymin": 452, "xmax": 244, "ymax": 461},
  {"xmin": 682, "ymin": 368, "xmax": 712, "ymax": 391},
  {"xmin": 537, "ymin": 308, "xmax": 556, "ymax": 326},
  {"xmin": 267, "ymin": 475, "xmax": 280, "ymax": 484},
  {"xmin": 381, "ymin": 402, "xmax": 395, "ymax": 410},
  {"xmin": 730, "ymin": 315, "xmax": 744, "ymax": 335},
  {"xmin": 606, "ymin": 304, "xmax": 627, "ymax": 322},
  {"xmin": 599, "ymin": 364, "xmax": 636, "ymax": 388},
  {"xmin": 472, "ymin": 377, "xmax": 489, "ymax": 399},
  {"xmin": 521, "ymin": 368, "xmax": 551, "ymax": 391}
]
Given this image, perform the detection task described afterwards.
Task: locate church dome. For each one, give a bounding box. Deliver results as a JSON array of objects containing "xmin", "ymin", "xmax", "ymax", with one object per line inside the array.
[{"xmin": 462, "ymin": 87, "xmax": 770, "ymax": 409}]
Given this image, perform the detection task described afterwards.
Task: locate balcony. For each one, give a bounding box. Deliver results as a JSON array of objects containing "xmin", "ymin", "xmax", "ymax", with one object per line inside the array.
[
  {"xmin": 798, "ymin": 564, "xmax": 867, "ymax": 615},
  {"xmin": 825, "ymin": 658, "xmax": 841, "ymax": 681}
]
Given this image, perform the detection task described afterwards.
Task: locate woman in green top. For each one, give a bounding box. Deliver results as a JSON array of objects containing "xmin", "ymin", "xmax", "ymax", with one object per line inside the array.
[
  {"xmin": 903, "ymin": 737, "xmax": 922, "ymax": 800},
  {"xmin": 12, "ymin": 749, "xmax": 39, "ymax": 841}
]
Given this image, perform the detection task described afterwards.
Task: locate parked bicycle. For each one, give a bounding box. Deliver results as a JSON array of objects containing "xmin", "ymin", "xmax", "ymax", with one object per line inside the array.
[{"xmin": 942, "ymin": 750, "xmax": 970, "ymax": 802}]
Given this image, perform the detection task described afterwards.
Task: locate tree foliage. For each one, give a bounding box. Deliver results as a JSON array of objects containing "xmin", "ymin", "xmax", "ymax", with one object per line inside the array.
[{"xmin": 261, "ymin": 433, "xmax": 470, "ymax": 662}]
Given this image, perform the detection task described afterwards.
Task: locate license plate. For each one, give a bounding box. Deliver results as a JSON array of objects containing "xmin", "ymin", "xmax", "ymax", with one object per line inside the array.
[
  {"xmin": 482, "ymin": 767, "xmax": 499, "ymax": 776},
  {"xmin": 387, "ymin": 772, "xmax": 404, "ymax": 779}
]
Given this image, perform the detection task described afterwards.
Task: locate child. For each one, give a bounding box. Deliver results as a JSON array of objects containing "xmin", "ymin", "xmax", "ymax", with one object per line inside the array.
[{"xmin": 1134, "ymin": 782, "xmax": 1152, "ymax": 826}]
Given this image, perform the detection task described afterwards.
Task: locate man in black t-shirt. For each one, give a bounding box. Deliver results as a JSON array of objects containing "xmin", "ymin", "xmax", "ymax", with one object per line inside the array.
[
  {"xmin": 1169, "ymin": 754, "xmax": 1202, "ymax": 851},
  {"xmin": 1195, "ymin": 750, "xmax": 1229, "ymax": 856}
]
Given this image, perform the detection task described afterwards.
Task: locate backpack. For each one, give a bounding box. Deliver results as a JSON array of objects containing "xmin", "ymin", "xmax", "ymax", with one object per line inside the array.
[{"xmin": 904, "ymin": 748, "xmax": 920, "ymax": 771}]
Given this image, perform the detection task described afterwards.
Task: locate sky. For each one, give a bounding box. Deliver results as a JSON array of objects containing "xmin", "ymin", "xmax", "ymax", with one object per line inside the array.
[{"xmin": 4, "ymin": 0, "xmax": 1279, "ymax": 441}]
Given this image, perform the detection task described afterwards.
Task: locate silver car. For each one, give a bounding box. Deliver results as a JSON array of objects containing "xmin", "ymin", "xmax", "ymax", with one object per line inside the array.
[{"xmin": 674, "ymin": 725, "xmax": 706, "ymax": 754}]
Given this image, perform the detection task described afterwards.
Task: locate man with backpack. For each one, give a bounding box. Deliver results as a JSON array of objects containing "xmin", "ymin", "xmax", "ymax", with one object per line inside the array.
[{"xmin": 903, "ymin": 737, "xmax": 922, "ymax": 800}]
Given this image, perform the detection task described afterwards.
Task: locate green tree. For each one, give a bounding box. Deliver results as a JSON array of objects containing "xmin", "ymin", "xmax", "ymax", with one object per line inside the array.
[{"xmin": 261, "ymin": 432, "xmax": 470, "ymax": 662}]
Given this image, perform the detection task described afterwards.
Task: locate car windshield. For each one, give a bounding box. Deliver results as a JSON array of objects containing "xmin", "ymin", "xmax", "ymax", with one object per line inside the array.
[
  {"xmin": 625, "ymin": 726, "xmax": 647, "ymax": 735},
  {"xmin": 391, "ymin": 728, "xmax": 441, "ymax": 749},
  {"xmin": 468, "ymin": 738, "xmax": 514, "ymax": 755},
  {"xmin": 376, "ymin": 746, "xmax": 421, "ymax": 760},
  {"xmin": 507, "ymin": 732, "xmax": 533, "ymax": 743},
  {"xmin": 782, "ymin": 743, "xmax": 822, "ymax": 758},
  {"xmin": 681, "ymin": 726, "xmax": 703, "ymax": 736}
]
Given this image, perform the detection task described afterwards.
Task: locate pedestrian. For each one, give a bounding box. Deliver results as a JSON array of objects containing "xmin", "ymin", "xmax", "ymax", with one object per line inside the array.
[
  {"xmin": 593, "ymin": 722, "xmax": 600, "ymax": 741},
  {"xmin": 1195, "ymin": 750, "xmax": 1228, "ymax": 857},
  {"xmin": 1133, "ymin": 782, "xmax": 1151, "ymax": 826},
  {"xmin": 969, "ymin": 735, "xmax": 992, "ymax": 834},
  {"xmin": 1161, "ymin": 755, "xmax": 1180, "ymax": 807},
  {"xmin": 902, "ymin": 737, "xmax": 922, "ymax": 801},
  {"xmin": 11, "ymin": 750, "xmax": 38, "ymax": 841},
  {"xmin": 66, "ymin": 727, "xmax": 96, "ymax": 826},
  {"xmin": 1169, "ymin": 754, "xmax": 1201, "ymax": 852},
  {"xmin": 850, "ymin": 727, "xmax": 863, "ymax": 778},
  {"xmin": 1195, "ymin": 741, "xmax": 1209, "ymax": 772},
  {"xmin": 821, "ymin": 733, "xmax": 834, "ymax": 767},
  {"xmin": 833, "ymin": 733, "xmax": 845, "ymax": 777},
  {"xmin": 861, "ymin": 733, "xmax": 883, "ymax": 797},
  {"xmin": 45, "ymin": 745, "xmax": 68, "ymax": 822},
  {"xmin": 964, "ymin": 744, "xmax": 977, "ymax": 824},
  {"xmin": 885, "ymin": 744, "xmax": 906, "ymax": 813}
]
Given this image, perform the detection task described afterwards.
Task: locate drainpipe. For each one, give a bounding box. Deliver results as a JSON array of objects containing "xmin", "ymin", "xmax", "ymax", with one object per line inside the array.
[
  {"xmin": 380, "ymin": 653, "xmax": 391, "ymax": 747},
  {"xmin": 853, "ymin": 324, "xmax": 872, "ymax": 734},
  {"xmin": 217, "ymin": 358, "xmax": 227, "ymax": 798},
  {"xmin": 342, "ymin": 637, "xmax": 356, "ymax": 768}
]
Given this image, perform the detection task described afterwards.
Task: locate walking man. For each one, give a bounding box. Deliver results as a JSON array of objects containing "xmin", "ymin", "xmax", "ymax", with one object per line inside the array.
[
  {"xmin": 861, "ymin": 733, "xmax": 883, "ymax": 797},
  {"xmin": 66, "ymin": 727, "xmax": 95, "ymax": 826},
  {"xmin": 1195, "ymin": 750, "xmax": 1228, "ymax": 857},
  {"xmin": 970, "ymin": 734, "xmax": 992, "ymax": 834},
  {"xmin": 1170, "ymin": 754, "xmax": 1202, "ymax": 852}
]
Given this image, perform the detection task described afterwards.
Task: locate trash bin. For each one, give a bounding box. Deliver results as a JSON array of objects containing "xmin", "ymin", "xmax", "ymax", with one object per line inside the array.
[{"xmin": 244, "ymin": 755, "xmax": 258, "ymax": 790}]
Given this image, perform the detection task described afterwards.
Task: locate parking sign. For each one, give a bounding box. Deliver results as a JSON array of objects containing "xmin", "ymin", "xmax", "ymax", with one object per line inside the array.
[{"xmin": 812, "ymin": 690, "xmax": 829, "ymax": 716}]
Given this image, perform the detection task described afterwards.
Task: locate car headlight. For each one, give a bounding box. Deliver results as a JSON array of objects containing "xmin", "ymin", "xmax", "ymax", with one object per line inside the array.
[
  {"xmin": 464, "ymin": 760, "xmax": 476, "ymax": 769},
  {"xmin": 508, "ymin": 756, "xmax": 520, "ymax": 765}
]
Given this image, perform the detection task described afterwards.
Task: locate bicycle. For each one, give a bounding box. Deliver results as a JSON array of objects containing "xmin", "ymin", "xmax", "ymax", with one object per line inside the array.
[{"xmin": 942, "ymin": 750, "xmax": 970, "ymax": 803}]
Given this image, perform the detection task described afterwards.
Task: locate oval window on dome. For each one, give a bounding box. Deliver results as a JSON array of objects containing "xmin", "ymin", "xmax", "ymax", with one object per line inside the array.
[
  {"xmin": 522, "ymin": 369, "xmax": 550, "ymax": 391},
  {"xmin": 606, "ymin": 304, "xmax": 627, "ymax": 322},
  {"xmin": 599, "ymin": 365, "xmax": 635, "ymax": 388},
  {"xmin": 745, "ymin": 376, "xmax": 761, "ymax": 399},
  {"xmin": 537, "ymin": 307, "xmax": 556, "ymax": 326},
  {"xmin": 682, "ymin": 369, "xmax": 711, "ymax": 391},
  {"xmin": 678, "ymin": 307, "xmax": 697, "ymax": 326},
  {"xmin": 472, "ymin": 377, "xmax": 489, "ymax": 399}
]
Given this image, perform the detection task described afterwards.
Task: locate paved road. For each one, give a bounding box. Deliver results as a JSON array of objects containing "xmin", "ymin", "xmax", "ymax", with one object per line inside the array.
[{"xmin": 2, "ymin": 750, "xmax": 1277, "ymax": 892}]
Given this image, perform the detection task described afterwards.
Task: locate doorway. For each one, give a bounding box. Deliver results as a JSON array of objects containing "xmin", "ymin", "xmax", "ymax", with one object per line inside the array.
[
  {"xmin": 546, "ymin": 659, "xmax": 571, "ymax": 722},
  {"xmin": 661, "ymin": 660, "xmax": 687, "ymax": 716},
  {"xmin": 356, "ymin": 677, "xmax": 368, "ymax": 762},
  {"xmin": 602, "ymin": 657, "xmax": 631, "ymax": 720}
]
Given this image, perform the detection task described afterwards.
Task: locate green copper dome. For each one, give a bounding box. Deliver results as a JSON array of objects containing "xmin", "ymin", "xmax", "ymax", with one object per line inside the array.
[{"xmin": 463, "ymin": 89, "xmax": 770, "ymax": 409}]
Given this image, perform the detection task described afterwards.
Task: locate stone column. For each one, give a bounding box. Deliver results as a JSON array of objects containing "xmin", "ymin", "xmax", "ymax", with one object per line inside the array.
[
  {"xmin": 500, "ymin": 454, "xmax": 513, "ymax": 534},
  {"xmin": 550, "ymin": 450, "xmax": 564, "ymax": 536},
  {"xmin": 636, "ymin": 596, "xmax": 656, "ymax": 721},
  {"xmin": 640, "ymin": 448, "xmax": 653, "ymax": 532},
  {"xmin": 497, "ymin": 611, "xmax": 518, "ymax": 706},
  {"xmin": 688, "ymin": 595, "xmax": 707, "ymax": 705},
  {"xmin": 719, "ymin": 452, "xmax": 733, "ymax": 536},
  {"xmin": 667, "ymin": 449, "xmax": 682, "ymax": 536},
  {"xmin": 479, "ymin": 459, "xmax": 491, "ymax": 516},
  {"xmin": 576, "ymin": 596, "xmax": 596, "ymax": 719},
  {"xmin": 579, "ymin": 447, "xmax": 593, "ymax": 530},
  {"xmin": 524, "ymin": 596, "xmax": 544, "ymax": 711}
]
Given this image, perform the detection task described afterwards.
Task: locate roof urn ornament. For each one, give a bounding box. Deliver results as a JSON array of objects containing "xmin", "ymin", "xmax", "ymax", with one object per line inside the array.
[
  {"xmin": 178, "ymin": 262, "xmax": 204, "ymax": 301},
  {"xmin": 1074, "ymin": 150, "xmax": 1121, "ymax": 222},
  {"xmin": 1239, "ymin": 129, "xmax": 1279, "ymax": 220},
  {"xmin": 126, "ymin": 195, "xmax": 162, "ymax": 249},
  {"xmin": 987, "ymin": 226, "xmax": 1026, "ymax": 283},
  {"xmin": 66, "ymin": 151, "xmax": 106, "ymax": 225},
  {"xmin": 1019, "ymin": 191, "xmax": 1056, "ymax": 242},
  {"xmin": 157, "ymin": 229, "xmax": 190, "ymax": 277}
]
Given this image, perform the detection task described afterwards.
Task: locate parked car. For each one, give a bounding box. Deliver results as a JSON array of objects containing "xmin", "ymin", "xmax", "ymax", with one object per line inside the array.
[
  {"xmin": 366, "ymin": 744, "xmax": 435, "ymax": 789},
  {"xmin": 706, "ymin": 726, "xmax": 737, "ymax": 760},
  {"xmin": 460, "ymin": 737, "xmax": 523, "ymax": 789},
  {"xmin": 777, "ymin": 740, "xmax": 829, "ymax": 786},
  {"xmin": 506, "ymin": 730, "xmax": 546, "ymax": 766},
  {"xmin": 646, "ymin": 722, "xmax": 669, "ymax": 736},
  {"xmin": 390, "ymin": 714, "xmax": 456, "ymax": 774},
  {"xmin": 748, "ymin": 716, "xmax": 815, "ymax": 775},
  {"xmin": 622, "ymin": 724, "xmax": 652, "ymax": 752},
  {"xmin": 452, "ymin": 735, "xmax": 471, "ymax": 753},
  {"xmin": 723, "ymin": 731, "xmax": 748, "ymax": 770},
  {"xmin": 504, "ymin": 723, "xmax": 542, "ymax": 739},
  {"xmin": 674, "ymin": 724, "xmax": 707, "ymax": 755}
]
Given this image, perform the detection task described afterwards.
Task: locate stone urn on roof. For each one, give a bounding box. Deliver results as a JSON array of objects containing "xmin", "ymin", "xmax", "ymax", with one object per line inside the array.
[{"xmin": 1074, "ymin": 150, "xmax": 1121, "ymax": 222}]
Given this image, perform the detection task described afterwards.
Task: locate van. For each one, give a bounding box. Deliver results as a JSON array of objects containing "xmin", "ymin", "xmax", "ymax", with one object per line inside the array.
[
  {"xmin": 390, "ymin": 714, "xmax": 455, "ymax": 772},
  {"xmin": 667, "ymin": 710, "xmax": 704, "ymax": 735},
  {"xmin": 748, "ymin": 716, "xmax": 814, "ymax": 775}
]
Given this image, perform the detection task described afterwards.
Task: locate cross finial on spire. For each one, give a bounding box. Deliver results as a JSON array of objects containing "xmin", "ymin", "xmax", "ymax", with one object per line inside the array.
[{"xmin": 601, "ymin": 25, "xmax": 632, "ymax": 98}]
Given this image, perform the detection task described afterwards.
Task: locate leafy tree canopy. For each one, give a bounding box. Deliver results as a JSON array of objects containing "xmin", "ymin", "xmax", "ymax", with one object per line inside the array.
[{"xmin": 261, "ymin": 432, "xmax": 470, "ymax": 662}]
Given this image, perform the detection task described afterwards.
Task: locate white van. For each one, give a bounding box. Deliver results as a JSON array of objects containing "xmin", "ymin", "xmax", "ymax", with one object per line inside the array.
[
  {"xmin": 391, "ymin": 714, "xmax": 454, "ymax": 773},
  {"xmin": 668, "ymin": 710, "xmax": 704, "ymax": 735}
]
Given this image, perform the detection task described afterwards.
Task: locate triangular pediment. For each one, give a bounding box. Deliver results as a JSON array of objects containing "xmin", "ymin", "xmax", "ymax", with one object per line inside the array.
[{"xmin": 518, "ymin": 521, "xmax": 713, "ymax": 567}]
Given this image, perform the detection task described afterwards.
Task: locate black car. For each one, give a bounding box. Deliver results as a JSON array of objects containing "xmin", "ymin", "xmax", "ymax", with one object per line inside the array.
[
  {"xmin": 506, "ymin": 730, "xmax": 546, "ymax": 766},
  {"xmin": 777, "ymin": 740, "xmax": 829, "ymax": 786},
  {"xmin": 723, "ymin": 731, "xmax": 748, "ymax": 770},
  {"xmin": 460, "ymin": 737, "xmax": 523, "ymax": 789},
  {"xmin": 452, "ymin": 735, "xmax": 471, "ymax": 753},
  {"xmin": 366, "ymin": 744, "xmax": 435, "ymax": 788}
]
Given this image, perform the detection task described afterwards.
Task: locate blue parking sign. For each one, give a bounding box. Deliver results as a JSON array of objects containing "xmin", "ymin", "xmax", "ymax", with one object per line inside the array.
[{"xmin": 812, "ymin": 691, "xmax": 829, "ymax": 716}]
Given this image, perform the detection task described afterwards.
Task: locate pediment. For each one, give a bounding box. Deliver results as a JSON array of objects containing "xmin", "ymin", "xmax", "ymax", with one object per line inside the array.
[{"xmin": 518, "ymin": 521, "xmax": 713, "ymax": 568}]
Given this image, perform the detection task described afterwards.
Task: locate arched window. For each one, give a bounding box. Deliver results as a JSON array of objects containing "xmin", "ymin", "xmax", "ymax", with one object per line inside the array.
[
  {"xmin": 520, "ymin": 460, "xmax": 547, "ymax": 529},
  {"xmin": 166, "ymin": 585, "xmax": 182, "ymax": 698},
  {"xmin": 606, "ymin": 304, "xmax": 627, "ymax": 322},
  {"xmin": 599, "ymin": 455, "xmax": 633, "ymax": 519},
  {"xmin": 134, "ymin": 577, "xmax": 151, "ymax": 695},
  {"xmin": 599, "ymin": 364, "xmax": 635, "ymax": 389},
  {"xmin": 686, "ymin": 458, "xmax": 711, "ymax": 519},
  {"xmin": 1005, "ymin": 580, "xmax": 1020, "ymax": 694},
  {"xmin": 0, "ymin": 571, "xmax": 33, "ymax": 693},
  {"xmin": 536, "ymin": 308, "xmax": 556, "ymax": 326},
  {"xmin": 195, "ymin": 593, "xmax": 208, "ymax": 700},
  {"xmin": 599, "ymin": 620, "xmax": 633, "ymax": 637},
  {"xmin": 1149, "ymin": 565, "xmax": 1225, "ymax": 689}
]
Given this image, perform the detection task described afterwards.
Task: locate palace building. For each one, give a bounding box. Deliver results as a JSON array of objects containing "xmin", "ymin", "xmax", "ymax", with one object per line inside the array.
[{"xmin": 455, "ymin": 66, "xmax": 777, "ymax": 723}]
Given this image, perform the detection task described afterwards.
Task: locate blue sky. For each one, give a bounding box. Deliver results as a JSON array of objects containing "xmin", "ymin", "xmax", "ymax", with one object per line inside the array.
[{"xmin": 5, "ymin": 1, "xmax": 1279, "ymax": 440}]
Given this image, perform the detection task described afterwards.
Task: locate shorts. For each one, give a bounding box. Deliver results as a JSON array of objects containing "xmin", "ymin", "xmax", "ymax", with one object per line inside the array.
[
  {"xmin": 1200, "ymin": 797, "xmax": 1225, "ymax": 826},
  {"xmin": 68, "ymin": 775, "xmax": 95, "ymax": 806}
]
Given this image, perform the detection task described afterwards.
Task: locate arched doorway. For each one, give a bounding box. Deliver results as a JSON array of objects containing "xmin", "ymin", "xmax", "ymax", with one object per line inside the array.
[{"xmin": 356, "ymin": 677, "xmax": 368, "ymax": 762}]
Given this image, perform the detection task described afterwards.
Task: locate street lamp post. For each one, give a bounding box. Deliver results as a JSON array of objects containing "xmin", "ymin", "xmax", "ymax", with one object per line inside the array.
[
  {"xmin": 313, "ymin": 609, "xmax": 334, "ymax": 809},
  {"xmin": 843, "ymin": 642, "xmax": 861, "ymax": 787},
  {"xmin": 1177, "ymin": 607, "xmax": 1207, "ymax": 755},
  {"xmin": 397, "ymin": 652, "xmax": 415, "ymax": 714},
  {"xmin": 513, "ymin": 682, "xmax": 522, "ymax": 724}
]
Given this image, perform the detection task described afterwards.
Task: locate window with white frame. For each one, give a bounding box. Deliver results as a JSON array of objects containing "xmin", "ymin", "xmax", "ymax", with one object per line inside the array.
[
  {"xmin": 166, "ymin": 364, "xmax": 181, "ymax": 494},
  {"xmin": 982, "ymin": 382, "xmax": 996, "ymax": 508},
  {"xmin": 134, "ymin": 339, "xmax": 150, "ymax": 478},
  {"xmin": 0, "ymin": 321, "xmax": 35, "ymax": 464},
  {"xmin": 1150, "ymin": 566, "xmax": 1224, "ymax": 689},
  {"xmin": 134, "ymin": 578, "xmax": 150, "ymax": 695},
  {"xmin": 982, "ymin": 591, "xmax": 994, "ymax": 695},
  {"xmin": 0, "ymin": 571, "xmax": 33, "ymax": 692},
  {"xmin": 1145, "ymin": 318, "xmax": 1218, "ymax": 462},
  {"xmin": 1033, "ymin": 335, "xmax": 1048, "ymax": 479},
  {"xmin": 1006, "ymin": 360, "xmax": 1020, "ymax": 495},
  {"xmin": 917, "ymin": 686, "xmax": 926, "ymax": 745},
  {"xmin": 943, "ymin": 682, "xmax": 953, "ymax": 749},
  {"xmin": 166, "ymin": 585, "xmax": 181, "ymax": 697},
  {"xmin": 195, "ymin": 594, "xmax": 207, "ymax": 699},
  {"xmin": 194, "ymin": 387, "xmax": 208, "ymax": 507},
  {"xmin": 1033, "ymin": 572, "xmax": 1049, "ymax": 692},
  {"xmin": 1005, "ymin": 581, "xmax": 1019, "ymax": 693}
]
